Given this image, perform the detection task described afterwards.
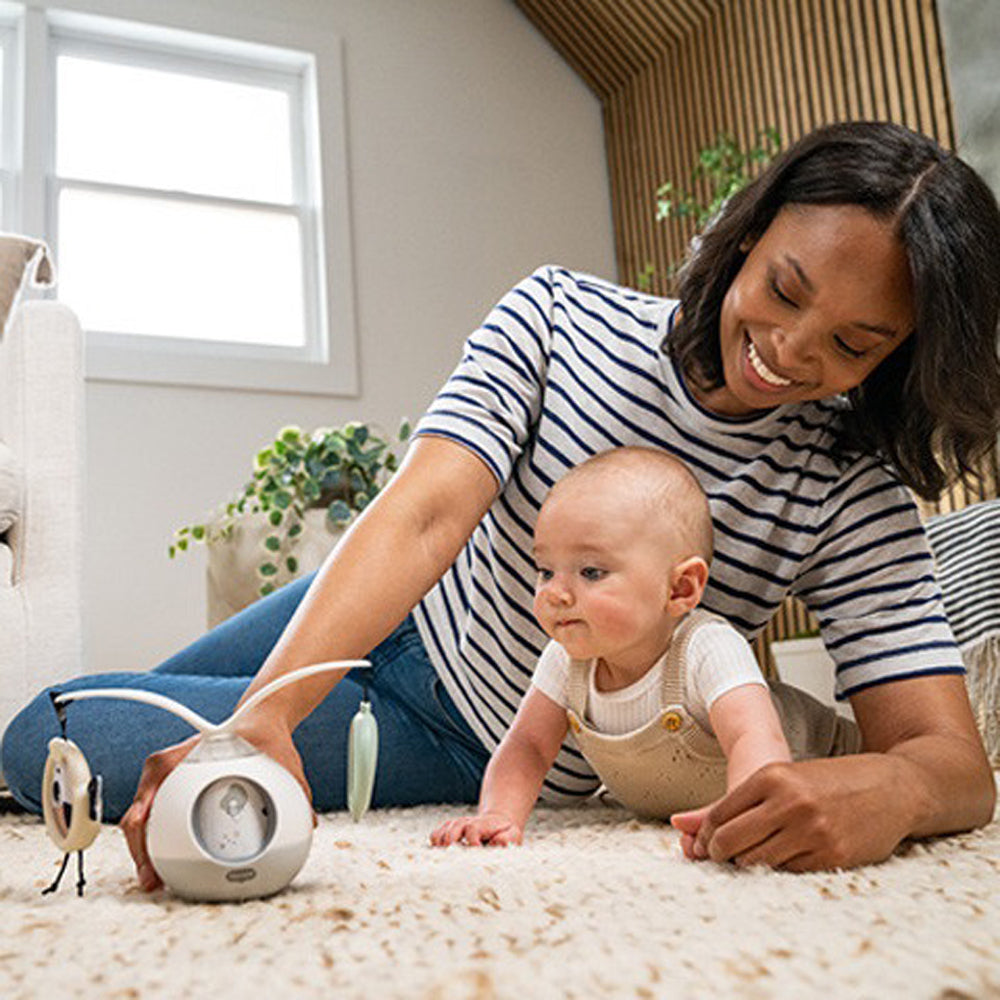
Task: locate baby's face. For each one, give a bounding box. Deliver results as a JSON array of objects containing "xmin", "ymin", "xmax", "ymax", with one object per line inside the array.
[{"xmin": 532, "ymin": 482, "xmax": 681, "ymax": 672}]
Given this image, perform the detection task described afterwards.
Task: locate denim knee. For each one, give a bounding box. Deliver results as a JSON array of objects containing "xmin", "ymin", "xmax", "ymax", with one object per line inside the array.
[{"xmin": 1, "ymin": 687, "xmax": 58, "ymax": 813}]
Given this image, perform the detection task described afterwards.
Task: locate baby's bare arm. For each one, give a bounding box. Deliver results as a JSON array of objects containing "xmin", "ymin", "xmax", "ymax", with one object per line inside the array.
[
  {"xmin": 709, "ymin": 683, "xmax": 792, "ymax": 790},
  {"xmin": 430, "ymin": 687, "xmax": 568, "ymax": 846}
]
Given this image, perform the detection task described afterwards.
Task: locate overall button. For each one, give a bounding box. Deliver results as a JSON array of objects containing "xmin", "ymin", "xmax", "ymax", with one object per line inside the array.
[{"xmin": 661, "ymin": 711, "xmax": 683, "ymax": 732}]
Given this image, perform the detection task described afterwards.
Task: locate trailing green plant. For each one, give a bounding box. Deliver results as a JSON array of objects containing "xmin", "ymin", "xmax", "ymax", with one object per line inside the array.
[
  {"xmin": 638, "ymin": 128, "xmax": 781, "ymax": 291},
  {"xmin": 170, "ymin": 418, "xmax": 411, "ymax": 596}
]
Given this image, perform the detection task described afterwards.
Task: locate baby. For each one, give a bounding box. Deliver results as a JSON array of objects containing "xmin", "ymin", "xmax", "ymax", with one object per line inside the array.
[{"xmin": 431, "ymin": 446, "xmax": 856, "ymax": 849}]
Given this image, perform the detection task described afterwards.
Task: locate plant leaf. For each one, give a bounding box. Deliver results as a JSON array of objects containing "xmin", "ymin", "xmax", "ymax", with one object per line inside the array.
[{"xmin": 328, "ymin": 499, "xmax": 352, "ymax": 524}]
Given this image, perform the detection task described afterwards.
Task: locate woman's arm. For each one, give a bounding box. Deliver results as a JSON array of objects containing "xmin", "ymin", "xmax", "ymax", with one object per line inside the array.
[
  {"xmin": 680, "ymin": 673, "xmax": 994, "ymax": 871},
  {"xmin": 122, "ymin": 435, "xmax": 498, "ymax": 888},
  {"xmin": 851, "ymin": 672, "xmax": 994, "ymax": 836},
  {"xmin": 237, "ymin": 435, "xmax": 500, "ymax": 730}
]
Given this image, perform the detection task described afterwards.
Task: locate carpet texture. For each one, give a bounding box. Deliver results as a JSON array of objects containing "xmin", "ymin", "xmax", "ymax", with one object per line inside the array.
[{"xmin": 2, "ymin": 791, "xmax": 999, "ymax": 1000}]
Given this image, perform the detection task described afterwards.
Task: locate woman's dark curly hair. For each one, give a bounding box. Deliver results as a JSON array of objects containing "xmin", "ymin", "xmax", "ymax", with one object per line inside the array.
[{"xmin": 670, "ymin": 121, "xmax": 1000, "ymax": 500}]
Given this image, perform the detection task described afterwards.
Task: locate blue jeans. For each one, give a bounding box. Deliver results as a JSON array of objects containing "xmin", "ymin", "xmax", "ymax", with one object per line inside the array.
[{"xmin": 1, "ymin": 573, "xmax": 489, "ymax": 820}]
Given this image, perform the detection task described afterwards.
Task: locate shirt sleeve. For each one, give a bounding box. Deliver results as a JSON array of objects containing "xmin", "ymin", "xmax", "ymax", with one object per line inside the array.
[
  {"xmin": 531, "ymin": 640, "xmax": 571, "ymax": 709},
  {"xmin": 414, "ymin": 267, "xmax": 555, "ymax": 488},
  {"xmin": 686, "ymin": 618, "xmax": 767, "ymax": 724},
  {"xmin": 791, "ymin": 457, "xmax": 964, "ymax": 700}
]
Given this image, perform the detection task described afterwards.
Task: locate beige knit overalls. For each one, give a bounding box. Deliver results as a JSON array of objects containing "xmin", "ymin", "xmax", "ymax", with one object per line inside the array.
[{"xmin": 565, "ymin": 609, "xmax": 862, "ymax": 819}]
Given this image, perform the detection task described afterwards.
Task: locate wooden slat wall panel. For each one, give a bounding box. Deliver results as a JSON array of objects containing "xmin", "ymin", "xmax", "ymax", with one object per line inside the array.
[
  {"xmin": 515, "ymin": 0, "xmax": 995, "ymax": 668},
  {"xmin": 516, "ymin": 0, "xmax": 724, "ymax": 97}
]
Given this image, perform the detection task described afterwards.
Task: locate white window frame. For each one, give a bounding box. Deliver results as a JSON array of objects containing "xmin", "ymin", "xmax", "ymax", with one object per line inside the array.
[
  {"xmin": 0, "ymin": 13, "xmax": 17, "ymax": 228},
  {"xmin": 20, "ymin": 7, "xmax": 358, "ymax": 396}
]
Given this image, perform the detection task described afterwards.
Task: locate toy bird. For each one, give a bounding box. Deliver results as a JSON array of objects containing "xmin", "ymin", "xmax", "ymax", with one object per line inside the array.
[{"xmin": 41, "ymin": 736, "xmax": 102, "ymax": 896}]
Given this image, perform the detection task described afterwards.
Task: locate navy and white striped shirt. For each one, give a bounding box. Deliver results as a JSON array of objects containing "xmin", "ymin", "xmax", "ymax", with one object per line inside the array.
[{"xmin": 412, "ymin": 266, "xmax": 963, "ymax": 801}]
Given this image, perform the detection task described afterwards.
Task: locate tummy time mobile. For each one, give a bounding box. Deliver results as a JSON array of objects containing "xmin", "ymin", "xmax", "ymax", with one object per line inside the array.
[{"xmin": 41, "ymin": 661, "xmax": 378, "ymax": 902}]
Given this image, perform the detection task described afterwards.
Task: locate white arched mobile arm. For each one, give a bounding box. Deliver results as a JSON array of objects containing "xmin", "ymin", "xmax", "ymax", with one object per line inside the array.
[{"xmin": 53, "ymin": 661, "xmax": 372, "ymax": 737}]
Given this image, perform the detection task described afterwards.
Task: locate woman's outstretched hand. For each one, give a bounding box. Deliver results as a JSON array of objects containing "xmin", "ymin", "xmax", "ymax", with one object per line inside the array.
[
  {"xmin": 670, "ymin": 757, "xmax": 912, "ymax": 871},
  {"xmin": 120, "ymin": 716, "xmax": 312, "ymax": 891}
]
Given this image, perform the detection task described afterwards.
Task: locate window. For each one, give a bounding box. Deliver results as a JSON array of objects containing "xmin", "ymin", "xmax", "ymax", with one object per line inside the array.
[
  {"xmin": 0, "ymin": 15, "xmax": 16, "ymax": 226},
  {"xmin": 16, "ymin": 9, "xmax": 357, "ymax": 394}
]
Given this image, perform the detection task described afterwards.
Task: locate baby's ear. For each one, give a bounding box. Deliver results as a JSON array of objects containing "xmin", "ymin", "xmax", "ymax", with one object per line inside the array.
[{"xmin": 667, "ymin": 556, "xmax": 709, "ymax": 615}]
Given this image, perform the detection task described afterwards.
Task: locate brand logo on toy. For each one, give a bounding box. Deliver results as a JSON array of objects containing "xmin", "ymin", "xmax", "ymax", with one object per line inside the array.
[{"xmin": 226, "ymin": 868, "xmax": 257, "ymax": 883}]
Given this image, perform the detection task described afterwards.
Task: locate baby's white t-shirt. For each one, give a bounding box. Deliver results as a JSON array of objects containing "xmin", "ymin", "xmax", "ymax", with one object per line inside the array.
[{"xmin": 531, "ymin": 615, "xmax": 766, "ymax": 735}]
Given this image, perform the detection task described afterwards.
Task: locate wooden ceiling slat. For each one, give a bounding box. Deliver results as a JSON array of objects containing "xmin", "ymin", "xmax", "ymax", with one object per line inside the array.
[
  {"xmin": 630, "ymin": 0, "xmax": 686, "ymax": 51},
  {"xmin": 599, "ymin": 1, "xmax": 663, "ymax": 71},
  {"xmin": 755, "ymin": 1, "xmax": 783, "ymax": 137},
  {"xmin": 818, "ymin": 0, "xmax": 849, "ymax": 122},
  {"xmin": 836, "ymin": 0, "xmax": 863, "ymax": 120},
  {"xmin": 687, "ymin": 15, "xmax": 711, "ymax": 152},
  {"xmin": 698, "ymin": 5, "xmax": 726, "ymax": 140},
  {"xmin": 743, "ymin": 0, "xmax": 771, "ymax": 138},
  {"xmin": 560, "ymin": 1, "xmax": 640, "ymax": 91},
  {"xmin": 920, "ymin": 0, "xmax": 954, "ymax": 146},
  {"xmin": 729, "ymin": 2, "xmax": 755, "ymax": 151},
  {"xmin": 705, "ymin": 4, "xmax": 737, "ymax": 140},
  {"xmin": 654, "ymin": 0, "xmax": 704, "ymax": 38},
  {"xmin": 775, "ymin": 0, "xmax": 799, "ymax": 140},
  {"xmin": 889, "ymin": 0, "xmax": 919, "ymax": 129},
  {"xmin": 846, "ymin": 0, "xmax": 877, "ymax": 118},
  {"xmin": 872, "ymin": 0, "xmax": 904, "ymax": 121},
  {"xmin": 514, "ymin": 0, "xmax": 724, "ymax": 85},
  {"xmin": 901, "ymin": 0, "xmax": 933, "ymax": 134}
]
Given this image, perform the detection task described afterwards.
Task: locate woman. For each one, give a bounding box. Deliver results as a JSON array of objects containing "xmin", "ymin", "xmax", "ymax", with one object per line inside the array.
[{"xmin": 4, "ymin": 121, "xmax": 999, "ymax": 882}]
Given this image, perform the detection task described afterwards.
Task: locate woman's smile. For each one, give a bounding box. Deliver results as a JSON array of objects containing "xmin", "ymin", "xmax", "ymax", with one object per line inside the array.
[{"xmin": 744, "ymin": 332, "xmax": 796, "ymax": 391}]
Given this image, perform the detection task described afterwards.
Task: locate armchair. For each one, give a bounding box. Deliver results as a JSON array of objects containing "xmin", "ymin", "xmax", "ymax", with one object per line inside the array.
[{"xmin": 0, "ymin": 301, "xmax": 85, "ymax": 756}]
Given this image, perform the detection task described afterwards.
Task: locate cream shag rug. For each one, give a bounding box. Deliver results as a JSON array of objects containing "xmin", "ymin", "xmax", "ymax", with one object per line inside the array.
[{"xmin": 2, "ymin": 789, "xmax": 999, "ymax": 1000}]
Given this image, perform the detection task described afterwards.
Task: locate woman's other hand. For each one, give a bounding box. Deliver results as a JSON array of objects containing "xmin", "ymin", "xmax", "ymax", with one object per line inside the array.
[
  {"xmin": 671, "ymin": 675, "xmax": 995, "ymax": 871},
  {"xmin": 670, "ymin": 757, "xmax": 908, "ymax": 870}
]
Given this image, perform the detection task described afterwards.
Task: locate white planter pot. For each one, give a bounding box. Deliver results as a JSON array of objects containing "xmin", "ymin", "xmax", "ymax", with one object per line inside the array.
[
  {"xmin": 770, "ymin": 636, "xmax": 854, "ymax": 720},
  {"xmin": 205, "ymin": 508, "xmax": 346, "ymax": 628}
]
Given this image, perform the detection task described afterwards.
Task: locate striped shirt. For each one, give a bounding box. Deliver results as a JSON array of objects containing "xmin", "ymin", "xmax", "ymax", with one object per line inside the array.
[{"xmin": 412, "ymin": 265, "xmax": 963, "ymax": 802}]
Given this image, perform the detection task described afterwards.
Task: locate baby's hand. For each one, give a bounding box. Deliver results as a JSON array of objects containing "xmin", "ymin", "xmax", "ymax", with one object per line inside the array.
[
  {"xmin": 429, "ymin": 811, "xmax": 523, "ymax": 848},
  {"xmin": 671, "ymin": 806, "xmax": 710, "ymax": 860}
]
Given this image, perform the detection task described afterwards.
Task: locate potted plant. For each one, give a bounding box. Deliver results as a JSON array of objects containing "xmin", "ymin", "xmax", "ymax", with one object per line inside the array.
[
  {"xmin": 171, "ymin": 419, "xmax": 411, "ymax": 626},
  {"xmin": 638, "ymin": 128, "xmax": 781, "ymax": 291}
]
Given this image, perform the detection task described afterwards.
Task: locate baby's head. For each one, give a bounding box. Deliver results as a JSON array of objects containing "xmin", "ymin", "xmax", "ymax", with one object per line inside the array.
[{"xmin": 532, "ymin": 447, "xmax": 712, "ymax": 667}]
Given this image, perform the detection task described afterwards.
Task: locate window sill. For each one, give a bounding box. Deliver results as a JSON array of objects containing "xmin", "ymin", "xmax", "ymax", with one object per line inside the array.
[{"xmin": 85, "ymin": 332, "xmax": 358, "ymax": 396}]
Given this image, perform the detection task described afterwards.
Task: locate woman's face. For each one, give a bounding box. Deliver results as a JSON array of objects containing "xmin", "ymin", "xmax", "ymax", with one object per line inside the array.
[{"xmin": 696, "ymin": 203, "xmax": 916, "ymax": 417}]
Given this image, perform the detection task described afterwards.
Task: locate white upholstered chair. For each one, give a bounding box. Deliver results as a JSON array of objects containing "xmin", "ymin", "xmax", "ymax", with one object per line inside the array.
[{"xmin": 0, "ymin": 300, "xmax": 85, "ymax": 759}]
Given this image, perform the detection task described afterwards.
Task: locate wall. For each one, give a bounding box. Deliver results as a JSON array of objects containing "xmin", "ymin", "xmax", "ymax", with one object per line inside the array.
[
  {"xmin": 56, "ymin": 0, "xmax": 614, "ymax": 673},
  {"xmin": 937, "ymin": 0, "xmax": 1000, "ymax": 199}
]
